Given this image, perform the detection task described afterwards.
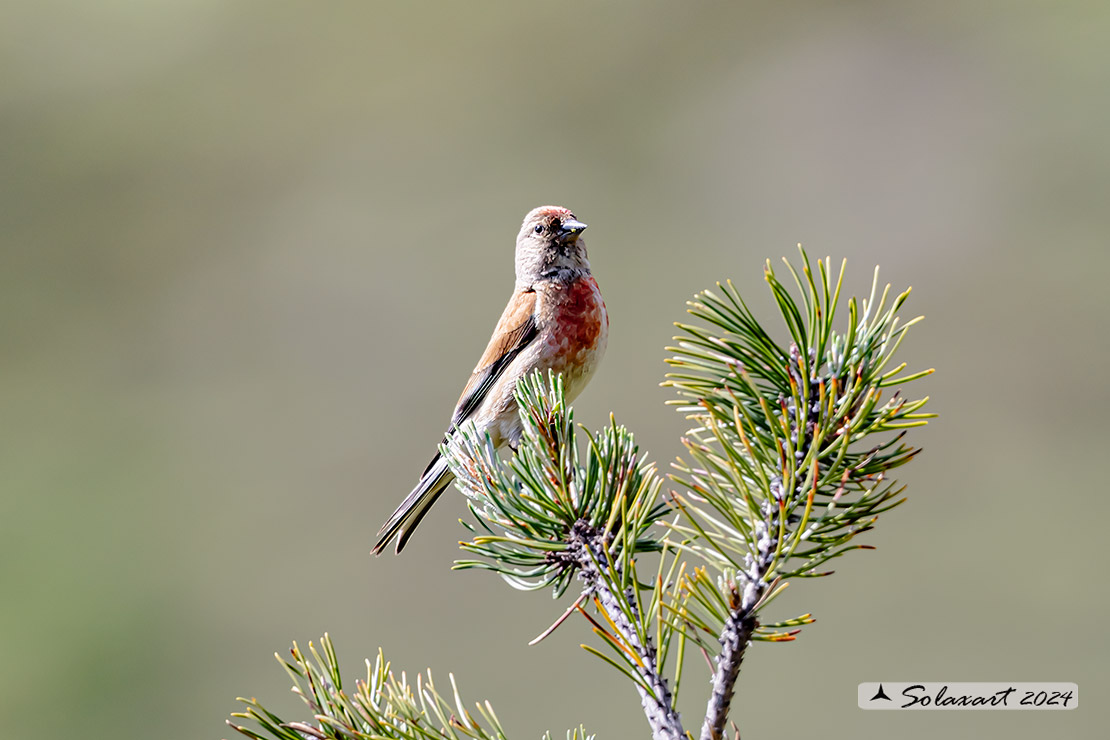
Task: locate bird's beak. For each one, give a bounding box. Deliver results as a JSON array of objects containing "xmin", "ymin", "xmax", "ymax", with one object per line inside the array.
[{"xmin": 557, "ymin": 219, "xmax": 588, "ymax": 242}]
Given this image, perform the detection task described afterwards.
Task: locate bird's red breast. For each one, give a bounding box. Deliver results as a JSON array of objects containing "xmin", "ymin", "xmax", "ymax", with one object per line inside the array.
[
  {"xmin": 554, "ymin": 276, "xmax": 606, "ymax": 349},
  {"xmin": 540, "ymin": 275, "xmax": 608, "ymax": 398}
]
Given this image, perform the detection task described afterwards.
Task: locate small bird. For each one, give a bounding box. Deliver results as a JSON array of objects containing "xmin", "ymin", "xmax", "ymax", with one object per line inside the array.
[{"xmin": 373, "ymin": 206, "xmax": 608, "ymax": 554}]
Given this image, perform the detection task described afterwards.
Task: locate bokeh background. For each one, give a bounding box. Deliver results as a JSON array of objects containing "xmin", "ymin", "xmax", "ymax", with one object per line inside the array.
[{"xmin": 3, "ymin": 1, "xmax": 1107, "ymax": 738}]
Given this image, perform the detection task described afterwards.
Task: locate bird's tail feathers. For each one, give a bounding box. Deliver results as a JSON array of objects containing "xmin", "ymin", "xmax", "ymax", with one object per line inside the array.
[{"xmin": 372, "ymin": 455, "xmax": 455, "ymax": 555}]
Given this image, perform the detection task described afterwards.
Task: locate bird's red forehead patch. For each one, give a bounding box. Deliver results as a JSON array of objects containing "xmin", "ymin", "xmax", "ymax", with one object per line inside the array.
[{"xmin": 536, "ymin": 206, "xmax": 573, "ymax": 220}]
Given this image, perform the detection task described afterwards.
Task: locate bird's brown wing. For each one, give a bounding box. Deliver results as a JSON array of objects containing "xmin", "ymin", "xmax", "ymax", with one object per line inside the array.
[
  {"xmin": 419, "ymin": 289, "xmax": 538, "ymax": 478},
  {"xmin": 380, "ymin": 290, "xmax": 538, "ymax": 553},
  {"xmin": 452, "ymin": 287, "xmax": 539, "ymax": 429}
]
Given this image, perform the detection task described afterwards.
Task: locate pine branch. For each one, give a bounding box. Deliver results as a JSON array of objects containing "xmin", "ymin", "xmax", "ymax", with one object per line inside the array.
[
  {"xmin": 701, "ymin": 607, "xmax": 757, "ymax": 740},
  {"xmin": 694, "ymin": 512, "xmax": 770, "ymax": 740},
  {"xmin": 225, "ymin": 634, "xmax": 543, "ymax": 740},
  {"xmin": 663, "ymin": 248, "xmax": 933, "ymax": 736},
  {"xmin": 450, "ymin": 372, "xmax": 668, "ymax": 596},
  {"xmin": 568, "ymin": 519, "xmax": 685, "ymax": 740},
  {"xmin": 449, "ymin": 372, "xmax": 685, "ymax": 738}
]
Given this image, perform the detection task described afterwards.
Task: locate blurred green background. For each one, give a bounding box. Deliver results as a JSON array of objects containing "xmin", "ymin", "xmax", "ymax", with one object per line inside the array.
[{"xmin": 3, "ymin": 1, "xmax": 1107, "ymax": 738}]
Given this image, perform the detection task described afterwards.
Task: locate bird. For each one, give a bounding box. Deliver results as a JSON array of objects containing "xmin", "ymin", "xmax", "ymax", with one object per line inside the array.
[{"xmin": 373, "ymin": 205, "xmax": 608, "ymax": 554}]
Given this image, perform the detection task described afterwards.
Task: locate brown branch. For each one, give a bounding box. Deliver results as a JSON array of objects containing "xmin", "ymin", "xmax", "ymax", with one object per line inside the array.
[{"xmin": 568, "ymin": 520, "xmax": 685, "ymax": 740}]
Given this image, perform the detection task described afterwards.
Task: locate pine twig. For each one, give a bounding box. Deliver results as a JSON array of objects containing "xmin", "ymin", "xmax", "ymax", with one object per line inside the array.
[
  {"xmin": 699, "ymin": 599, "xmax": 758, "ymax": 740},
  {"xmin": 568, "ymin": 520, "xmax": 685, "ymax": 740}
]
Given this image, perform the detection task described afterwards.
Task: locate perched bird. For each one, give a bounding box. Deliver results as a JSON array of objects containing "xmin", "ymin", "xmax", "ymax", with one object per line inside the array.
[{"xmin": 373, "ymin": 206, "xmax": 608, "ymax": 554}]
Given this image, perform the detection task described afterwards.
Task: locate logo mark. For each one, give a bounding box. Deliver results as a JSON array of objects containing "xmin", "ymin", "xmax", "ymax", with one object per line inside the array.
[{"xmin": 869, "ymin": 684, "xmax": 892, "ymax": 702}]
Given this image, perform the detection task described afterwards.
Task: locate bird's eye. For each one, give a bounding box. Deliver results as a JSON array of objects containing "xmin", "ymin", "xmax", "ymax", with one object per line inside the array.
[{"xmin": 534, "ymin": 224, "xmax": 544, "ymax": 234}]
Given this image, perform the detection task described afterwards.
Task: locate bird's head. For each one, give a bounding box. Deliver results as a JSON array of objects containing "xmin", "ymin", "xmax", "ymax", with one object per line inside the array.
[{"xmin": 515, "ymin": 205, "xmax": 590, "ymax": 283}]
